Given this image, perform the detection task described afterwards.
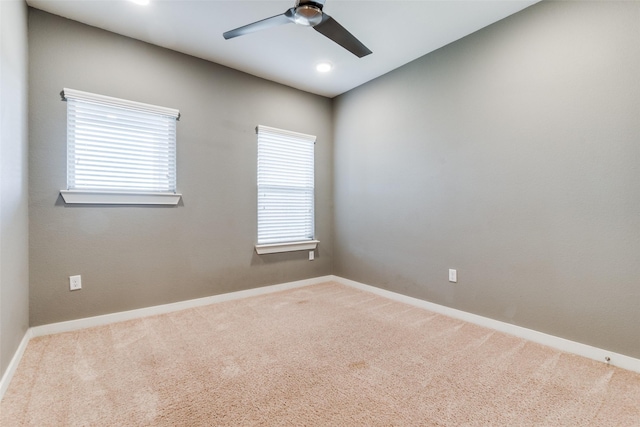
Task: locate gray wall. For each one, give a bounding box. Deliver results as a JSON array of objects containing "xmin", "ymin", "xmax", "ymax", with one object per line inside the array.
[
  {"xmin": 333, "ymin": 1, "xmax": 640, "ymax": 358},
  {"xmin": 29, "ymin": 10, "xmax": 333, "ymax": 326},
  {"xmin": 0, "ymin": 0, "xmax": 30, "ymax": 377}
]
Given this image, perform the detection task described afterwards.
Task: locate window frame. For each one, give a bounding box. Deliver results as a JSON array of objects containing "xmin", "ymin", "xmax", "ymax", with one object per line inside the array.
[
  {"xmin": 255, "ymin": 125, "xmax": 319, "ymax": 255},
  {"xmin": 59, "ymin": 88, "xmax": 181, "ymax": 205}
]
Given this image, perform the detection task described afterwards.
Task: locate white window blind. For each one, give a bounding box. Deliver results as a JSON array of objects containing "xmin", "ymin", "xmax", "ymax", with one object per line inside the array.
[
  {"xmin": 62, "ymin": 88, "xmax": 179, "ymax": 194},
  {"xmin": 257, "ymin": 125, "xmax": 316, "ymax": 245}
]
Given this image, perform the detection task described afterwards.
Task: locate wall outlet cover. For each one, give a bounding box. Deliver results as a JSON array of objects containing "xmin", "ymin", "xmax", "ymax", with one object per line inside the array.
[
  {"xmin": 70, "ymin": 275, "xmax": 82, "ymax": 291},
  {"xmin": 448, "ymin": 269, "xmax": 457, "ymax": 283}
]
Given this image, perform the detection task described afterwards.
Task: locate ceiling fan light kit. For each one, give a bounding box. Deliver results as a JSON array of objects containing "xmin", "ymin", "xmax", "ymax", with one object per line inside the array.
[
  {"xmin": 223, "ymin": 0, "xmax": 372, "ymax": 58},
  {"xmin": 293, "ymin": 5, "xmax": 323, "ymax": 26}
]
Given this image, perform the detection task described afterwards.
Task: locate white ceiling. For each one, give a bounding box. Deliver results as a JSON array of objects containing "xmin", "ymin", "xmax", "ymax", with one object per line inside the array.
[{"xmin": 26, "ymin": 0, "xmax": 539, "ymax": 98}]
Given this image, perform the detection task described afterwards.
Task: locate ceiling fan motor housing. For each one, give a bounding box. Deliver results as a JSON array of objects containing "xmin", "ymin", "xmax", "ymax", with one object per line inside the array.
[{"xmin": 294, "ymin": 1, "xmax": 324, "ymax": 26}]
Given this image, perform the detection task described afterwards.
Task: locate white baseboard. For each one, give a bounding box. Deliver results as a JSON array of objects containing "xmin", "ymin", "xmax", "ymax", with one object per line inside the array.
[
  {"xmin": 31, "ymin": 275, "xmax": 334, "ymax": 338},
  {"xmin": 0, "ymin": 328, "xmax": 32, "ymax": 400},
  {"xmin": 331, "ymin": 275, "xmax": 640, "ymax": 374},
  {"xmin": 2, "ymin": 274, "xmax": 639, "ymax": 403}
]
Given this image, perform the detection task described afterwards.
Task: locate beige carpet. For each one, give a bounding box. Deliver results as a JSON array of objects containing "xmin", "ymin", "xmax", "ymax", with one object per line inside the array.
[{"xmin": 2, "ymin": 282, "xmax": 639, "ymax": 426}]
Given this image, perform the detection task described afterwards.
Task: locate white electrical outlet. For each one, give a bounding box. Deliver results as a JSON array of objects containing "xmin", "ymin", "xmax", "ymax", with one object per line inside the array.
[
  {"xmin": 448, "ymin": 269, "xmax": 457, "ymax": 283},
  {"xmin": 309, "ymin": 250, "xmax": 315, "ymax": 261},
  {"xmin": 70, "ymin": 275, "xmax": 82, "ymax": 291}
]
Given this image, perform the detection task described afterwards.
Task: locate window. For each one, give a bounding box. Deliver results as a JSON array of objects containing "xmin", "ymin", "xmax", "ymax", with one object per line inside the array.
[
  {"xmin": 59, "ymin": 88, "xmax": 181, "ymax": 205},
  {"xmin": 255, "ymin": 125, "xmax": 319, "ymax": 254}
]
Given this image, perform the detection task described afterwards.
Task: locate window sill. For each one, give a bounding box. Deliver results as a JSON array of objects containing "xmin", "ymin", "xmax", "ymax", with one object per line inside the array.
[
  {"xmin": 60, "ymin": 190, "xmax": 182, "ymax": 205},
  {"xmin": 255, "ymin": 240, "xmax": 319, "ymax": 255}
]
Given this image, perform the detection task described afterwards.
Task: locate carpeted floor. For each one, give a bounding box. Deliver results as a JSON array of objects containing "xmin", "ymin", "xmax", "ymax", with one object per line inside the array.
[{"xmin": 2, "ymin": 281, "xmax": 639, "ymax": 426}]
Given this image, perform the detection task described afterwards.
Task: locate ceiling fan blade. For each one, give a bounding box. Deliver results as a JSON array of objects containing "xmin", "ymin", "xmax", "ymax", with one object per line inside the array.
[
  {"xmin": 223, "ymin": 9, "xmax": 295, "ymax": 40},
  {"xmin": 313, "ymin": 14, "xmax": 372, "ymax": 58}
]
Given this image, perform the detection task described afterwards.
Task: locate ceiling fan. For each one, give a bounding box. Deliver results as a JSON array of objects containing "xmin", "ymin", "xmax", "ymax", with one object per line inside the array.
[{"xmin": 223, "ymin": 0, "xmax": 372, "ymax": 58}]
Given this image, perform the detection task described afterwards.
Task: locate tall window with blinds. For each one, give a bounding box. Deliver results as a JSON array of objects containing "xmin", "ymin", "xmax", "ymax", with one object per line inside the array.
[
  {"xmin": 60, "ymin": 88, "xmax": 181, "ymax": 205},
  {"xmin": 256, "ymin": 125, "xmax": 318, "ymax": 254}
]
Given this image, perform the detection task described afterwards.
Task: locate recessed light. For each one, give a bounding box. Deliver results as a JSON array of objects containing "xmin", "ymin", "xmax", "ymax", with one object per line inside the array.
[
  {"xmin": 128, "ymin": 0, "xmax": 150, "ymax": 5},
  {"xmin": 316, "ymin": 62, "xmax": 333, "ymax": 73}
]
